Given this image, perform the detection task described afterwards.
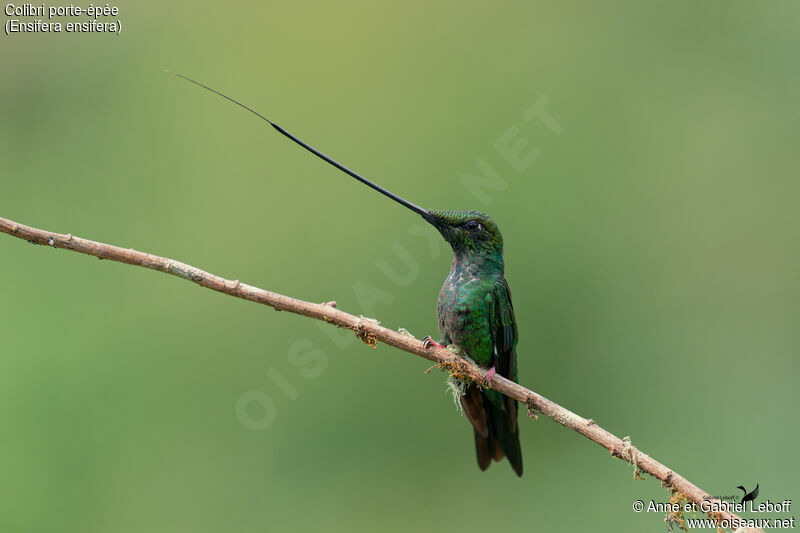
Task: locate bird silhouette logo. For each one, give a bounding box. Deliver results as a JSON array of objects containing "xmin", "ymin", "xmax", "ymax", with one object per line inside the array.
[{"xmin": 736, "ymin": 483, "xmax": 759, "ymax": 504}]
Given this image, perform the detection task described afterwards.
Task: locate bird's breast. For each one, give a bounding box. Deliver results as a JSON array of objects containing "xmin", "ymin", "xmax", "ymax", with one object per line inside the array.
[{"xmin": 436, "ymin": 267, "xmax": 493, "ymax": 365}]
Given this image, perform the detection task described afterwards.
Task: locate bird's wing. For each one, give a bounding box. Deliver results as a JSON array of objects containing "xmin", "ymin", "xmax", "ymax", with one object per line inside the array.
[
  {"xmin": 489, "ymin": 276, "xmax": 519, "ymax": 430},
  {"xmin": 750, "ymin": 484, "xmax": 759, "ymax": 500},
  {"xmin": 491, "ymin": 275, "xmax": 518, "ymax": 382}
]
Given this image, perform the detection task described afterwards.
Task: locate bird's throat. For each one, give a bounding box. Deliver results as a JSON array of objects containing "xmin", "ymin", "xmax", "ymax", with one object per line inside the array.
[{"xmin": 450, "ymin": 249, "xmax": 504, "ymax": 278}]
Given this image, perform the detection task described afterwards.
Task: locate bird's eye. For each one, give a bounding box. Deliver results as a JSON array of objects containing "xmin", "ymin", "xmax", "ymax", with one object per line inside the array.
[{"xmin": 465, "ymin": 220, "xmax": 480, "ymax": 231}]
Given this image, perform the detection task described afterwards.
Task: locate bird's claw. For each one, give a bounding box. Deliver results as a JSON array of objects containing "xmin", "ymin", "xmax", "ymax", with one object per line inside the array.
[
  {"xmin": 422, "ymin": 336, "xmax": 446, "ymax": 350},
  {"xmin": 482, "ymin": 366, "xmax": 496, "ymax": 386}
]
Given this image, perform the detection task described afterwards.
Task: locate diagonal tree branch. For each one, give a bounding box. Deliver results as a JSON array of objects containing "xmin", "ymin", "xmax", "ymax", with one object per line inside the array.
[{"xmin": 0, "ymin": 215, "xmax": 762, "ymax": 532}]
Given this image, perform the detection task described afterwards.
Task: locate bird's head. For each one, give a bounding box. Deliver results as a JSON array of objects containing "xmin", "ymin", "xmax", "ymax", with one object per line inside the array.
[{"xmin": 423, "ymin": 210, "xmax": 504, "ymax": 260}]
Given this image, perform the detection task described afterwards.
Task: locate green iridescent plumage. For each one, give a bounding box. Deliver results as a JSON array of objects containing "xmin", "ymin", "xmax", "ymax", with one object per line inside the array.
[
  {"xmin": 428, "ymin": 210, "xmax": 522, "ymax": 476},
  {"xmin": 167, "ymin": 72, "xmax": 523, "ymax": 475}
]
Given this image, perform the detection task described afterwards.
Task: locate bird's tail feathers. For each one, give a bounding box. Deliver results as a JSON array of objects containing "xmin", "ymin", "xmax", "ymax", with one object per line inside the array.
[{"xmin": 461, "ymin": 385, "xmax": 523, "ymax": 477}]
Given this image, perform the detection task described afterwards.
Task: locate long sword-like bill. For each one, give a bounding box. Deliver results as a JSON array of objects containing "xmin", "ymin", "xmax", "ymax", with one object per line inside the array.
[{"xmin": 165, "ymin": 69, "xmax": 434, "ymax": 222}]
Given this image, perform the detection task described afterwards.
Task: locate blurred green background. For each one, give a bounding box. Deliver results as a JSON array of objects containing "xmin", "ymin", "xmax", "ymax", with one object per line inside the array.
[{"xmin": 1, "ymin": 1, "xmax": 798, "ymax": 531}]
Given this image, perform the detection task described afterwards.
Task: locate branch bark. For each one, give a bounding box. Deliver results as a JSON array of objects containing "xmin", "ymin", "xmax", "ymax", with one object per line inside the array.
[{"xmin": 0, "ymin": 215, "xmax": 762, "ymax": 532}]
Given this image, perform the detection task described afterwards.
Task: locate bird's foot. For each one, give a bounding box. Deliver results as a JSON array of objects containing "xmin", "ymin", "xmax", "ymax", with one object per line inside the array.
[
  {"xmin": 422, "ymin": 336, "xmax": 447, "ymax": 350},
  {"xmin": 482, "ymin": 366, "xmax": 496, "ymax": 386}
]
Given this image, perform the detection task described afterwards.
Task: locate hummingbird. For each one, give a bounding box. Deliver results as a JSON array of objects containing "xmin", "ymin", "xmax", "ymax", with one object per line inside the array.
[{"xmin": 167, "ymin": 71, "xmax": 523, "ymax": 476}]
